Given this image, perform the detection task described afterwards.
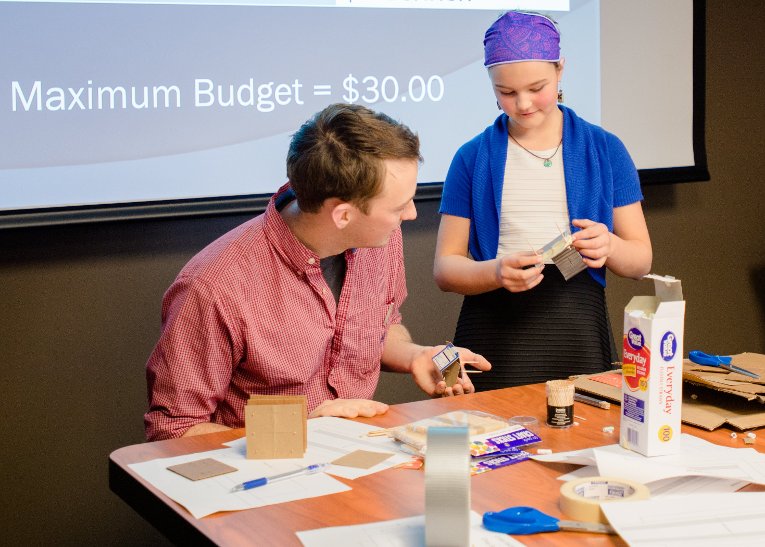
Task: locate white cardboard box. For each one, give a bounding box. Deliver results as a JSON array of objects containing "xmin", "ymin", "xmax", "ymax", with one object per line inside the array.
[{"xmin": 620, "ymin": 274, "xmax": 685, "ymax": 456}]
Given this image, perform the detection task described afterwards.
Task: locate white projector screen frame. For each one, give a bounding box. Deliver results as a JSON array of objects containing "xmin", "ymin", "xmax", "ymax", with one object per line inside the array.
[{"xmin": 0, "ymin": 0, "xmax": 708, "ymax": 228}]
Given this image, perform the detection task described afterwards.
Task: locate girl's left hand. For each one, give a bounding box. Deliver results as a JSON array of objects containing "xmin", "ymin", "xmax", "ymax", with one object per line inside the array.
[{"xmin": 571, "ymin": 218, "xmax": 612, "ymax": 268}]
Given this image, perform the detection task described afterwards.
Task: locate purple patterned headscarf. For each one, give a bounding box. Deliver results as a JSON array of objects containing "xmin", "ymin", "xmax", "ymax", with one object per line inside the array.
[{"xmin": 484, "ymin": 11, "xmax": 560, "ymax": 67}]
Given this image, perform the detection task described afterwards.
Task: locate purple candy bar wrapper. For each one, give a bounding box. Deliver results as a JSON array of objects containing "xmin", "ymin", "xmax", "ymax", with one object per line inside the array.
[
  {"xmin": 471, "ymin": 449, "xmax": 530, "ymax": 475},
  {"xmin": 480, "ymin": 427, "xmax": 541, "ymax": 456}
]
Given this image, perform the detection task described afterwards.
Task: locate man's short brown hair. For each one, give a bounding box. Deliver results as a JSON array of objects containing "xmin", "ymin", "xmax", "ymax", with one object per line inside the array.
[{"xmin": 286, "ymin": 104, "xmax": 421, "ymax": 213}]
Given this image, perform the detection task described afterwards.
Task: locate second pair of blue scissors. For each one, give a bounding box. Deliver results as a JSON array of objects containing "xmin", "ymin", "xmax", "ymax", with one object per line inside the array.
[
  {"xmin": 483, "ymin": 506, "xmax": 614, "ymax": 535},
  {"xmin": 688, "ymin": 351, "xmax": 760, "ymax": 379}
]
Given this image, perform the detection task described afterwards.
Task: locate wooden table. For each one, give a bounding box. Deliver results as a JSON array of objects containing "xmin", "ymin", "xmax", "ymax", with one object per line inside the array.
[{"xmin": 110, "ymin": 384, "xmax": 764, "ymax": 546}]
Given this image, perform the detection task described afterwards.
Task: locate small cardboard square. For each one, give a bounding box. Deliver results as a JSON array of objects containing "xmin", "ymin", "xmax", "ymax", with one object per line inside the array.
[
  {"xmin": 166, "ymin": 458, "xmax": 238, "ymax": 481},
  {"xmin": 245, "ymin": 394, "xmax": 307, "ymax": 459},
  {"xmin": 331, "ymin": 450, "xmax": 394, "ymax": 469}
]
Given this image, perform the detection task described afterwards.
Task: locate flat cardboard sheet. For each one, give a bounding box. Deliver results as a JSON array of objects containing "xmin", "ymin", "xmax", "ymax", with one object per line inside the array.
[
  {"xmin": 331, "ymin": 450, "xmax": 394, "ymax": 469},
  {"xmin": 572, "ymin": 353, "xmax": 765, "ymax": 431},
  {"xmin": 166, "ymin": 458, "xmax": 238, "ymax": 481},
  {"xmin": 572, "ymin": 370, "xmax": 622, "ymax": 403}
]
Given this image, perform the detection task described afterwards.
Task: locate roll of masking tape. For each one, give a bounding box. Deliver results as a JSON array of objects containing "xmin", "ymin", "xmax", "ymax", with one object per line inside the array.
[
  {"xmin": 425, "ymin": 426, "xmax": 470, "ymax": 547},
  {"xmin": 560, "ymin": 476, "xmax": 650, "ymax": 524}
]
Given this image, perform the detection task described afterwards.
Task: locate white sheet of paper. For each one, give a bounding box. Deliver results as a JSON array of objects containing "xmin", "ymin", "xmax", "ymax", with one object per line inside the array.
[
  {"xmin": 128, "ymin": 416, "xmax": 414, "ymax": 519},
  {"xmin": 593, "ymin": 434, "xmax": 765, "ymax": 485},
  {"xmin": 225, "ymin": 416, "xmax": 411, "ymax": 479},
  {"xmin": 129, "ymin": 447, "xmax": 350, "ymax": 518},
  {"xmin": 601, "ymin": 492, "xmax": 765, "ymax": 546},
  {"xmin": 531, "ymin": 445, "xmax": 597, "ymax": 466},
  {"xmin": 533, "ymin": 434, "xmax": 765, "ymax": 486},
  {"xmin": 557, "ymin": 465, "xmax": 749, "ymax": 497},
  {"xmin": 296, "ymin": 510, "xmax": 524, "ymax": 547}
]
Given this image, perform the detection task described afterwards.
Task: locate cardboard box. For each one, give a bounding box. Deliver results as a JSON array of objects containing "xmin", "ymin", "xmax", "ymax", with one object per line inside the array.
[
  {"xmin": 620, "ymin": 274, "xmax": 685, "ymax": 456},
  {"xmin": 572, "ymin": 355, "xmax": 765, "ymax": 431},
  {"xmin": 682, "ymin": 353, "xmax": 765, "ymax": 430},
  {"xmin": 245, "ymin": 395, "xmax": 307, "ymax": 459}
]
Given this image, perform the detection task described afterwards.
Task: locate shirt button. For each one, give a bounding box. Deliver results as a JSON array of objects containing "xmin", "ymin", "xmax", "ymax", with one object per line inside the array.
[{"xmin": 307, "ymin": 257, "xmax": 316, "ymax": 265}]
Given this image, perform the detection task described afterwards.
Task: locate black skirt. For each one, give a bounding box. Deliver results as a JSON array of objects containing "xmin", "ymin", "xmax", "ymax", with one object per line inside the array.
[{"xmin": 454, "ymin": 267, "xmax": 617, "ymax": 391}]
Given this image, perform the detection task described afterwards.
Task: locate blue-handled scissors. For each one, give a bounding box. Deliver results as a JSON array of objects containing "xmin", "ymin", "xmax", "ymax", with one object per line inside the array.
[
  {"xmin": 688, "ymin": 351, "xmax": 760, "ymax": 379},
  {"xmin": 483, "ymin": 506, "xmax": 614, "ymax": 535}
]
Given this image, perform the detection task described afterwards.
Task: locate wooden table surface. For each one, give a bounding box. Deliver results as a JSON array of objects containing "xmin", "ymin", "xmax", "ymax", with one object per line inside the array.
[{"xmin": 110, "ymin": 384, "xmax": 765, "ymax": 546}]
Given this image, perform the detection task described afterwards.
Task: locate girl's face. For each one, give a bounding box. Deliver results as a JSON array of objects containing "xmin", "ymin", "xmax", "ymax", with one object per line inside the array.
[{"xmin": 489, "ymin": 61, "xmax": 563, "ymax": 132}]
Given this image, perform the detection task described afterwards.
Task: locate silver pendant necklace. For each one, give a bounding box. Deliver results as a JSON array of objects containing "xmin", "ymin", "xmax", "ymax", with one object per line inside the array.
[{"xmin": 508, "ymin": 133, "xmax": 562, "ymax": 167}]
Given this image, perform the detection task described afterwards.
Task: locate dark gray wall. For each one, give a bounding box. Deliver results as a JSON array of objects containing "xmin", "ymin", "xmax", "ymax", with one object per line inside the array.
[{"xmin": 2, "ymin": 3, "xmax": 764, "ymax": 544}]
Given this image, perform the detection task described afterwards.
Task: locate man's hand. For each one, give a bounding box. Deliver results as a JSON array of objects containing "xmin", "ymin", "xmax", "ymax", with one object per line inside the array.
[
  {"xmin": 411, "ymin": 346, "xmax": 492, "ymax": 397},
  {"xmin": 182, "ymin": 422, "xmax": 232, "ymax": 438},
  {"xmin": 308, "ymin": 399, "xmax": 389, "ymax": 419}
]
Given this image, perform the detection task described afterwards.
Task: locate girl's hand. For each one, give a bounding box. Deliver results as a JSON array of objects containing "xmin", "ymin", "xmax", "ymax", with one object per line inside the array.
[
  {"xmin": 495, "ymin": 252, "xmax": 544, "ymax": 292},
  {"xmin": 571, "ymin": 218, "xmax": 612, "ymax": 268}
]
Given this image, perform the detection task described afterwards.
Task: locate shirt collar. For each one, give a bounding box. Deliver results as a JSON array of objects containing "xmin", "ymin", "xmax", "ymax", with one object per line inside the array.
[{"xmin": 263, "ymin": 182, "xmax": 323, "ymax": 275}]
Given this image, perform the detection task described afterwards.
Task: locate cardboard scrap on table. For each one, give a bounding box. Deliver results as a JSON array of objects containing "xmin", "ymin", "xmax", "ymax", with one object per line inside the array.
[
  {"xmin": 683, "ymin": 352, "xmax": 765, "ymax": 403},
  {"xmin": 682, "ymin": 353, "xmax": 765, "ymax": 430},
  {"xmin": 331, "ymin": 450, "xmax": 394, "ymax": 469},
  {"xmin": 682, "ymin": 383, "xmax": 765, "ymax": 431},
  {"xmin": 166, "ymin": 458, "xmax": 238, "ymax": 481},
  {"xmin": 571, "ymin": 354, "xmax": 765, "ymax": 431},
  {"xmin": 572, "ymin": 370, "xmax": 622, "ymax": 403}
]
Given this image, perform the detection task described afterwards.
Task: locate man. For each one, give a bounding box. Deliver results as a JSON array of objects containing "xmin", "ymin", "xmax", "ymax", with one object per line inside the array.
[{"xmin": 145, "ymin": 104, "xmax": 491, "ymax": 441}]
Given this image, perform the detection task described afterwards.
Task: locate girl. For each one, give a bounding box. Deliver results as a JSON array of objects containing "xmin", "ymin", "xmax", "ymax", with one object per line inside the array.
[{"xmin": 434, "ymin": 11, "xmax": 652, "ymax": 390}]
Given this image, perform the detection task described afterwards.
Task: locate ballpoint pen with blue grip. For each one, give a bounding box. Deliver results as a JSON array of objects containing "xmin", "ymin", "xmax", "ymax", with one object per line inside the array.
[
  {"xmin": 688, "ymin": 350, "xmax": 760, "ymax": 379},
  {"xmin": 230, "ymin": 463, "xmax": 329, "ymax": 493}
]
